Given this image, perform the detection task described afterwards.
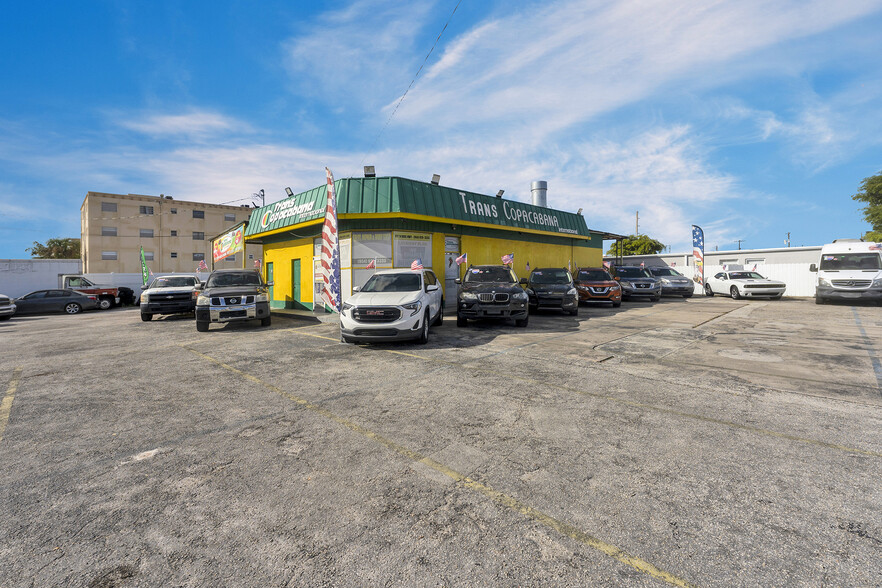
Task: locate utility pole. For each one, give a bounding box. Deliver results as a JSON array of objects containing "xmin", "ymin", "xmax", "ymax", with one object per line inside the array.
[
  {"xmin": 734, "ymin": 239, "xmax": 744, "ymax": 250},
  {"xmin": 635, "ymin": 210, "xmax": 639, "ymax": 235},
  {"xmin": 252, "ymin": 189, "xmax": 265, "ymax": 208},
  {"xmin": 785, "ymin": 232, "xmax": 791, "ymax": 247}
]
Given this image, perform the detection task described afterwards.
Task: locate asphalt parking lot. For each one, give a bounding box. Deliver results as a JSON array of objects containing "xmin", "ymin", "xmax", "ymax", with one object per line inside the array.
[{"xmin": 1, "ymin": 297, "xmax": 880, "ymax": 587}]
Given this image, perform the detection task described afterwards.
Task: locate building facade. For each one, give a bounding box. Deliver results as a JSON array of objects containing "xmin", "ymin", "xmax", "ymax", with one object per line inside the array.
[
  {"xmin": 243, "ymin": 176, "xmax": 606, "ymax": 311},
  {"xmin": 81, "ymin": 192, "xmax": 261, "ymax": 273}
]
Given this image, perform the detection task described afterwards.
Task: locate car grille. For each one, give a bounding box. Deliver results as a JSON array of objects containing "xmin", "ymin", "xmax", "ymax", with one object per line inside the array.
[
  {"xmin": 353, "ymin": 328, "xmax": 399, "ymax": 336},
  {"xmin": 478, "ymin": 292, "xmax": 510, "ymax": 303},
  {"xmin": 831, "ymin": 279, "xmax": 871, "ymax": 288},
  {"xmin": 0, "ymin": 297, "xmax": 10, "ymax": 306},
  {"xmin": 744, "ymin": 284, "xmax": 782, "ymax": 289},
  {"xmin": 212, "ymin": 295, "xmax": 254, "ymax": 305},
  {"xmin": 588, "ymin": 287, "xmax": 609, "ymax": 294},
  {"xmin": 353, "ymin": 306, "xmax": 401, "ymax": 323},
  {"xmin": 155, "ymin": 292, "xmax": 193, "ymax": 302},
  {"xmin": 635, "ymin": 283, "xmax": 651, "ymax": 289},
  {"xmin": 220, "ymin": 310, "xmax": 247, "ymax": 319}
]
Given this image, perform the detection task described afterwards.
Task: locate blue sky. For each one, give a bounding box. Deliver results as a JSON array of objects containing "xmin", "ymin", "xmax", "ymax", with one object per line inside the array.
[{"xmin": 2, "ymin": 0, "xmax": 882, "ymax": 258}]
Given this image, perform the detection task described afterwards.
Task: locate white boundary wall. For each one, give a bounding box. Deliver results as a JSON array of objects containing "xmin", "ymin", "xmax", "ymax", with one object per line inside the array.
[{"xmin": 605, "ymin": 246, "xmax": 822, "ymax": 297}]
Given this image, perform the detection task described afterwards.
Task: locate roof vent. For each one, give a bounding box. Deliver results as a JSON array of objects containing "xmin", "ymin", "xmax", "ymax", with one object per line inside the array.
[{"xmin": 531, "ymin": 181, "xmax": 547, "ymax": 207}]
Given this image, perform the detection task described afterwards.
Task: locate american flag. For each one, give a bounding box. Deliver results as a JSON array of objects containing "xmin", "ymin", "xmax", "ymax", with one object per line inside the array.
[
  {"xmin": 869, "ymin": 243, "xmax": 881, "ymax": 250},
  {"xmin": 254, "ymin": 259, "xmax": 262, "ymax": 270},
  {"xmin": 640, "ymin": 261, "xmax": 645, "ymax": 268},
  {"xmin": 603, "ymin": 261, "xmax": 611, "ymax": 269},
  {"xmin": 320, "ymin": 167, "xmax": 342, "ymax": 312},
  {"xmin": 366, "ymin": 259, "xmax": 376, "ymax": 269},
  {"xmin": 751, "ymin": 264, "xmax": 757, "ymax": 271},
  {"xmin": 722, "ymin": 264, "xmax": 728, "ymax": 271},
  {"xmin": 455, "ymin": 252, "xmax": 467, "ymax": 265},
  {"xmin": 692, "ymin": 225, "xmax": 704, "ymax": 284},
  {"xmin": 197, "ymin": 259, "xmax": 208, "ymax": 272},
  {"xmin": 502, "ymin": 252, "xmax": 514, "ymax": 265},
  {"xmin": 411, "ymin": 259, "xmax": 423, "ymax": 271}
]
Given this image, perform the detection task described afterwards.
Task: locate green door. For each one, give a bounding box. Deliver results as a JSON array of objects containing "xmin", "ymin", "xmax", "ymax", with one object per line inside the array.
[
  {"xmin": 267, "ymin": 262, "xmax": 277, "ymax": 308},
  {"xmin": 292, "ymin": 259, "xmax": 302, "ymax": 309}
]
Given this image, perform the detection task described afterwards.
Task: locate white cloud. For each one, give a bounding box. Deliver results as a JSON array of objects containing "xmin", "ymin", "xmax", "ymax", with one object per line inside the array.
[{"xmin": 118, "ymin": 110, "xmax": 250, "ymax": 138}]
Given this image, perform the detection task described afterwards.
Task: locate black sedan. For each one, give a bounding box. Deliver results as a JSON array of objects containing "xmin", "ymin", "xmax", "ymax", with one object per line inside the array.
[
  {"xmin": 520, "ymin": 268, "xmax": 579, "ymax": 316},
  {"xmin": 14, "ymin": 289, "xmax": 99, "ymax": 315}
]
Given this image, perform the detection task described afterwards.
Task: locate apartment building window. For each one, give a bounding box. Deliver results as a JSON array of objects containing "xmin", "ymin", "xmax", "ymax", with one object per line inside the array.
[
  {"xmin": 170, "ymin": 230, "xmax": 177, "ymax": 237},
  {"xmin": 144, "ymin": 251, "xmax": 154, "ymax": 261},
  {"xmin": 224, "ymin": 213, "xmax": 236, "ymax": 222},
  {"xmin": 101, "ymin": 251, "xmax": 118, "ymax": 260},
  {"xmin": 193, "ymin": 210, "xmax": 205, "ymax": 219},
  {"xmin": 101, "ymin": 226, "xmax": 117, "ymax": 236},
  {"xmin": 170, "ymin": 252, "xmax": 178, "ymax": 259},
  {"xmin": 193, "ymin": 253, "xmax": 205, "ymax": 261},
  {"xmin": 193, "ymin": 232, "xmax": 204, "ymax": 240},
  {"xmin": 170, "ymin": 208, "xmax": 177, "ymax": 214},
  {"xmin": 139, "ymin": 205, "xmax": 154, "ymax": 215},
  {"xmin": 101, "ymin": 202, "xmax": 117, "ymax": 212},
  {"xmin": 226, "ymin": 255, "xmax": 236, "ymax": 262},
  {"xmin": 140, "ymin": 229, "xmax": 154, "ymax": 238}
]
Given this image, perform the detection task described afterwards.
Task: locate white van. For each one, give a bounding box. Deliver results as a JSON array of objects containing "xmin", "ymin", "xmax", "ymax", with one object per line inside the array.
[{"xmin": 810, "ymin": 239, "xmax": 882, "ymax": 304}]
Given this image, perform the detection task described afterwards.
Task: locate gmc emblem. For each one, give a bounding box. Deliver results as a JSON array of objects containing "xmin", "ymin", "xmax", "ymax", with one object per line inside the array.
[{"xmin": 366, "ymin": 310, "xmax": 384, "ymax": 315}]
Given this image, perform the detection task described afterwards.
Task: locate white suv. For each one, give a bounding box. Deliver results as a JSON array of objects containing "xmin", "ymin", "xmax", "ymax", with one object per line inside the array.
[{"xmin": 340, "ymin": 268, "xmax": 443, "ymax": 344}]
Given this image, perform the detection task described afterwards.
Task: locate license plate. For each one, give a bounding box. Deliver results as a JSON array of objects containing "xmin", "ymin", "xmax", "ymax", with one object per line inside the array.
[
  {"xmin": 485, "ymin": 310, "xmax": 502, "ymax": 315},
  {"xmin": 841, "ymin": 293, "xmax": 861, "ymax": 299}
]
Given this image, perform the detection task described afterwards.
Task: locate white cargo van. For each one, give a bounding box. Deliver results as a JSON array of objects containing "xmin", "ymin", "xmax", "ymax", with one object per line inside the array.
[{"xmin": 810, "ymin": 239, "xmax": 882, "ymax": 304}]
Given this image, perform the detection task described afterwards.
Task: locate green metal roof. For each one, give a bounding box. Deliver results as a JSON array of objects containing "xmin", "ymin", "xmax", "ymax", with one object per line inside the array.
[{"xmin": 245, "ymin": 176, "xmax": 590, "ymax": 238}]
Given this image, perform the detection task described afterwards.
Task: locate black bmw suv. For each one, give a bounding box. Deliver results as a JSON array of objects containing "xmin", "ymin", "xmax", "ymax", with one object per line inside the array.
[
  {"xmin": 195, "ymin": 269, "xmax": 272, "ymax": 332},
  {"xmin": 455, "ymin": 265, "xmax": 529, "ymax": 327}
]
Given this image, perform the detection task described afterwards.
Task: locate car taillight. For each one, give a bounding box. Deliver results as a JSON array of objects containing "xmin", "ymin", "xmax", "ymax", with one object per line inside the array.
[{"xmin": 88, "ymin": 296, "xmax": 97, "ymax": 300}]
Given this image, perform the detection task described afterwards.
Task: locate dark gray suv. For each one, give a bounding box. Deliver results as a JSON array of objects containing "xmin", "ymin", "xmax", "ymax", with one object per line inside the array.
[
  {"xmin": 646, "ymin": 266, "xmax": 694, "ymax": 298},
  {"xmin": 609, "ymin": 266, "xmax": 661, "ymax": 301},
  {"xmin": 455, "ymin": 265, "xmax": 529, "ymax": 327},
  {"xmin": 195, "ymin": 269, "xmax": 272, "ymax": 332}
]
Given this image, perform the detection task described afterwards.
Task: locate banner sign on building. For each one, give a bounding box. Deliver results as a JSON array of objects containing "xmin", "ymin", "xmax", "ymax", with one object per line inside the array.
[{"xmin": 213, "ymin": 224, "xmax": 244, "ymax": 262}]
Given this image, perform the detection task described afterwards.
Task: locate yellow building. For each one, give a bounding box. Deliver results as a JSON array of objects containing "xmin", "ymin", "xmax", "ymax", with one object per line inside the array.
[
  {"xmin": 80, "ymin": 191, "xmax": 261, "ymax": 273},
  {"xmin": 243, "ymin": 177, "xmax": 608, "ymax": 311}
]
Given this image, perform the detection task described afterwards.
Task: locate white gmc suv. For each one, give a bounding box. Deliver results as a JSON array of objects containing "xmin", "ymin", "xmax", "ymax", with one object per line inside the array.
[{"xmin": 340, "ymin": 268, "xmax": 443, "ymax": 344}]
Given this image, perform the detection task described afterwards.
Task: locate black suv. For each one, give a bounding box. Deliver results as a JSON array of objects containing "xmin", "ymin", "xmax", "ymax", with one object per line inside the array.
[
  {"xmin": 455, "ymin": 265, "xmax": 529, "ymax": 327},
  {"xmin": 521, "ymin": 267, "xmax": 579, "ymax": 315},
  {"xmin": 195, "ymin": 269, "xmax": 272, "ymax": 332}
]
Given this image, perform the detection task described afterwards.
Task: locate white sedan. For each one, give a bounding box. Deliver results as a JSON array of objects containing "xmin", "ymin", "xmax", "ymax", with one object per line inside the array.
[{"xmin": 704, "ymin": 271, "xmax": 786, "ymax": 300}]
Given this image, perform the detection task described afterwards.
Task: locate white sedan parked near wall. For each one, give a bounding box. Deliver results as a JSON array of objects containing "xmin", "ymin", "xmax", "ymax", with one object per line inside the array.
[{"xmin": 705, "ymin": 271, "xmax": 786, "ymax": 300}]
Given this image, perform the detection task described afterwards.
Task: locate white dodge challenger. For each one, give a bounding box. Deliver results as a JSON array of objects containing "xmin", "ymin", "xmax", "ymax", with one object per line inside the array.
[{"xmin": 704, "ymin": 271, "xmax": 786, "ymax": 300}]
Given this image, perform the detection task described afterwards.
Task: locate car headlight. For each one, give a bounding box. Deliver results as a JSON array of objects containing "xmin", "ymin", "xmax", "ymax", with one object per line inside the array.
[
  {"xmin": 872, "ymin": 277, "xmax": 882, "ymax": 288},
  {"xmin": 460, "ymin": 292, "xmax": 477, "ymax": 301},
  {"xmin": 512, "ymin": 291, "xmax": 528, "ymax": 301},
  {"xmin": 141, "ymin": 293, "xmax": 150, "ymax": 303},
  {"xmin": 661, "ymin": 278, "xmax": 672, "ymax": 285},
  {"xmin": 197, "ymin": 295, "xmax": 210, "ymax": 305},
  {"xmin": 567, "ymin": 288, "xmax": 577, "ymax": 296},
  {"xmin": 255, "ymin": 293, "xmax": 269, "ymax": 303},
  {"xmin": 402, "ymin": 300, "xmax": 422, "ymax": 316},
  {"xmin": 818, "ymin": 277, "xmax": 831, "ymax": 287}
]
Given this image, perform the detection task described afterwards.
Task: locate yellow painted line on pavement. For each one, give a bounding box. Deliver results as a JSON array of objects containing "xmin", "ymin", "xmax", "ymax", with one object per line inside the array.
[
  {"xmin": 0, "ymin": 367, "xmax": 22, "ymax": 443},
  {"xmin": 182, "ymin": 345, "xmax": 698, "ymax": 588}
]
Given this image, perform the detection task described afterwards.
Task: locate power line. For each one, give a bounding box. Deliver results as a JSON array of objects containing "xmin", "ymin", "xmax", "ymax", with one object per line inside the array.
[{"xmin": 360, "ymin": 0, "xmax": 464, "ymax": 166}]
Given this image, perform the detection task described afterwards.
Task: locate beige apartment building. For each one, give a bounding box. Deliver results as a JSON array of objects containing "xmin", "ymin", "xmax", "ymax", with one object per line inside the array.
[{"xmin": 81, "ymin": 191, "xmax": 262, "ymax": 273}]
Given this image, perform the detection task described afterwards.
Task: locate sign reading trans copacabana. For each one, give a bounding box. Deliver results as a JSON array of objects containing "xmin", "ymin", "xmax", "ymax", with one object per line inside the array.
[{"xmin": 245, "ymin": 177, "xmax": 590, "ymax": 238}]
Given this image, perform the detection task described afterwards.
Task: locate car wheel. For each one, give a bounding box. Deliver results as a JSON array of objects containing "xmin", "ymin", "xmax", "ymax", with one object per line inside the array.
[
  {"xmin": 683, "ymin": 294, "xmax": 692, "ymax": 298},
  {"xmin": 730, "ymin": 286, "xmax": 741, "ymax": 300},
  {"xmin": 569, "ymin": 307, "xmax": 578, "ymax": 316},
  {"xmin": 651, "ymin": 295, "xmax": 660, "ymax": 302},
  {"xmin": 65, "ymin": 302, "xmax": 82, "ymax": 314},
  {"xmin": 515, "ymin": 315, "xmax": 529, "ymax": 327},
  {"xmin": 417, "ymin": 311, "xmax": 430, "ymax": 344},
  {"xmin": 704, "ymin": 284, "xmax": 714, "ymax": 297},
  {"xmin": 815, "ymin": 296, "xmax": 826, "ymax": 305},
  {"xmin": 141, "ymin": 313, "xmax": 152, "ymax": 322},
  {"xmin": 456, "ymin": 313, "xmax": 467, "ymax": 327},
  {"xmin": 196, "ymin": 320, "xmax": 209, "ymax": 332},
  {"xmin": 261, "ymin": 316, "xmax": 272, "ymax": 327},
  {"xmin": 97, "ymin": 297, "xmax": 112, "ymax": 310},
  {"xmin": 0, "ymin": 316, "xmax": 10, "ymax": 321},
  {"xmin": 612, "ymin": 301, "xmax": 621, "ymax": 308},
  {"xmin": 433, "ymin": 304, "xmax": 444, "ymax": 326}
]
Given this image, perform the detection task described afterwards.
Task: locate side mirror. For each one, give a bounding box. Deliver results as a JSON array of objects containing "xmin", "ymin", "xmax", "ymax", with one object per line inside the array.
[
  {"xmin": 519, "ymin": 278, "xmax": 528, "ymax": 285},
  {"xmin": 265, "ymin": 281, "xmax": 274, "ymax": 287},
  {"xmin": 140, "ymin": 285, "xmax": 148, "ymax": 290},
  {"xmin": 809, "ymin": 264, "xmax": 817, "ymax": 272},
  {"xmin": 199, "ymin": 282, "xmax": 206, "ymax": 288},
  {"xmin": 454, "ymin": 278, "xmax": 461, "ymax": 284},
  {"xmin": 353, "ymin": 286, "xmax": 360, "ymax": 293},
  {"xmin": 613, "ymin": 276, "xmax": 620, "ymax": 281},
  {"xmin": 427, "ymin": 284, "xmax": 439, "ymax": 292}
]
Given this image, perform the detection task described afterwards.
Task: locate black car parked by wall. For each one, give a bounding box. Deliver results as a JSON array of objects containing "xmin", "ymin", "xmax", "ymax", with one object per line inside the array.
[
  {"xmin": 608, "ymin": 266, "xmax": 661, "ymax": 301},
  {"xmin": 520, "ymin": 268, "xmax": 579, "ymax": 315},
  {"xmin": 13, "ymin": 289, "xmax": 99, "ymax": 315},
  {"xmin": 456, "ymin": 265, "xmax": 529, "ymax": 327}
]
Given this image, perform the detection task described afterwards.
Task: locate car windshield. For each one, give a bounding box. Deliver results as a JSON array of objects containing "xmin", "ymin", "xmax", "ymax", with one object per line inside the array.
[
  {"xmin": 206, "ymin": 272, "xmax": 261, "ymax": 287},
  {"xmin": 577, "ymin": 270, "xmax": 611, "ymax": 281},
  {"xmin": 819, "ymin": 252, "xmax": 882, "ymax": 270},
  {"xmin": 729, "ymin": 272, "xmax": 764, "ymax": 280},
  {"xmin": 150, "ymin": 277, "xmax": 197, "ymax": 288},
  {"xmin": 617, "ymin": 267, "xmax": 650, "ymax": 278},
  {"xmin": 464, "ymin": 267, "xmax": 517, "ymax": 283},
  {"xmin": 361, "ymin": 273, "xmax": 421, "ymax": 292},
  {"xmin": 530, "ymin": 269, "xmax": 571, "ymax": 285},
  {"xmin": 650, "ymin": 268, "xmax": 682, "ymax": 277}
]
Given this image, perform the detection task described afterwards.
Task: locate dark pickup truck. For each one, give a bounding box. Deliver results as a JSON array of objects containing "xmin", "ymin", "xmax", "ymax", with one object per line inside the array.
[{"xmin": 195, "ymin": 269, "xmax": 272, "ymax": 332}]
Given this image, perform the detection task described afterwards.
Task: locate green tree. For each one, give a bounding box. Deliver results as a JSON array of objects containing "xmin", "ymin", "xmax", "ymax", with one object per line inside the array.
[
  {"xmin": 606, "ymin": 234, "xmax": 666, "ymax": 256},
  {"xmin": 26, "ymin": 237, "xmax": 81, "ymax": 259},
  {"xmin": 853, "ymin": 170, "xmax": 882, "ymax": 241}
]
